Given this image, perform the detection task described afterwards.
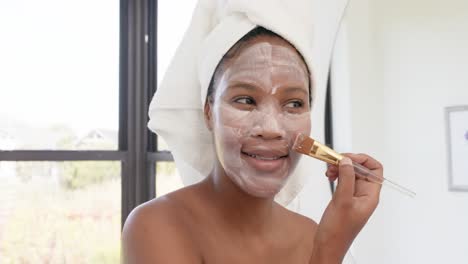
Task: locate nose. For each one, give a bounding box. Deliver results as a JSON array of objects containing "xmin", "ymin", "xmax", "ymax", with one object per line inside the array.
[{"xmin": 250, "ymin": 112, "xmax": 286, "ymax": 140}]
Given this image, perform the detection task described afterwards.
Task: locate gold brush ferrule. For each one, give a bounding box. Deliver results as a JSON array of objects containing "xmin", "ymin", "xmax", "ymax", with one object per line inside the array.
[{"xmin": 309, "ymin": 141, "xmax": 344, "ymax": 166}]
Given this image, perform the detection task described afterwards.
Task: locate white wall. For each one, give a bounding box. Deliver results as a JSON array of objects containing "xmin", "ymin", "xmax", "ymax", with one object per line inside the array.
[{"xmin": 345, "ymin": 0, "xmax": 468, "ymax": 263}]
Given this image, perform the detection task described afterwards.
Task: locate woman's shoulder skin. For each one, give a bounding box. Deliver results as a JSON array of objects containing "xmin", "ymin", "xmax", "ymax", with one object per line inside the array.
[
  {"xmin": 122, "ymin": 184, "xmax": 319, "ymax": 264},
  {"xmin": 276, "ymin": 204, "xmax": 318, "ymax": 259},
  {"xmin": 121, "ymin": 186, "xmax": 204, "ymax": 263}
]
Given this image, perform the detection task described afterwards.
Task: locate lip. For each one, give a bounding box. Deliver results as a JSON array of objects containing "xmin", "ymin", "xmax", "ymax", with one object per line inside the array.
[{"xmin": 241, "ymin": 150, "xmax": 289, "ymax": 172}]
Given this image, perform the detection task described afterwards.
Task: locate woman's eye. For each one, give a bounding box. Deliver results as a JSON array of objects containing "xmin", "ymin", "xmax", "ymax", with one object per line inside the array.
[
  {"xmin": 233, "ymin": 97, "xmax": 256, "ymax": 105},
  {"xmin": 285, "ymin": 100, "xmax": 304, "ymax": 108}
]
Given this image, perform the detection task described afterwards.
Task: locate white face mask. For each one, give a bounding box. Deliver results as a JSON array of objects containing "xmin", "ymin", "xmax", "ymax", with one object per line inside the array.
[{"xmin": 209, "ymin": 40, "xmax": 311, "ymax": 197}]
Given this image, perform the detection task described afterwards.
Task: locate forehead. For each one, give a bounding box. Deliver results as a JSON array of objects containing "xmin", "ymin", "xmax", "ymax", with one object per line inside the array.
[
  {"xmin": 228, "ymin": 36, "xmax": 307, "ymax": 70},
  {"xmin": 219, "ymin": 36, "xmax": 309, "ymax": 87}
]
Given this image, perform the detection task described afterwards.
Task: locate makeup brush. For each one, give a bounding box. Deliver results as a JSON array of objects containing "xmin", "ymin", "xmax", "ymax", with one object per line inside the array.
[{"xmin": 293, "ymin": 133, "xmax": 416, "ymax": 198}]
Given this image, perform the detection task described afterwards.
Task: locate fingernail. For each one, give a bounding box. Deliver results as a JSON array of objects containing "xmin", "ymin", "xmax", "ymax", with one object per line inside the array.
[{"xmin": 340, "ymin": 157, "xmax": 352, "ymax": 166}]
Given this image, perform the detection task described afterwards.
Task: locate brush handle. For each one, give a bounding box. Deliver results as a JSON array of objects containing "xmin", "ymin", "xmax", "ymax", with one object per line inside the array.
[
  {"xmin": 352, "ymin": 162, "xmax": 384, "ymax": 184},
  {"xmin": 351, "ymin": 162, "xmax": 416, "ymax": 198}
]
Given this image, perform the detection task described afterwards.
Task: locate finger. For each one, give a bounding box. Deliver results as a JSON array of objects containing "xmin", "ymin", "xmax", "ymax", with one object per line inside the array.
[
  {"xmin": 326, "ymin": 170, "xmax": 338, "ymax": 178},
  {"xmin": 325, "ymin": 166, "xmax": 338, "ymax": 178},
  {"xmin": 326, "ymin": 165, "xmax": 338, "ymax": 175},
  {"xmin": 343, "ymin": 154, "xmax": 383, "ymax": 198},
  {"xmin": 354, "ymin": 176, "xmax": 378, "ymax": 197},
  {"xmin": 355, "ymin": 176, "xmax": 382, "ymax": 198},
  {"xmin": 329, "ymin": 175, "xmax": 338, "ymax": 182},
  {"xmin": 327, "ymin": 164, "xmax": 338, "ymax": 172},
  {"xmin": 342, "ymin": 153, "xmax": 383, "ymax": 171},
  {"xmin": 326, "ymin": 171, "xmax": 338, "ymax": 182},
  {"xmin": 343, "ymin": 153, "xmax": 383, "ymax": 196},
  {"xmin": 334, "ymin": 157, "xmax": 355, "ymax": 199},
  {"xmin": 326, "ymin": 165, "xmax": 338, "ymax": 173}
]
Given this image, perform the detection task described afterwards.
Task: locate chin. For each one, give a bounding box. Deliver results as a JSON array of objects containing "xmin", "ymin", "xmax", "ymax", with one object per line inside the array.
[
  {"xmin": 243, "ymin": 186, "xmax": 281, "ymax": 198},
  {"xmin": 228, "ymin": 171, "xmax": 290, "ymax": 198}
]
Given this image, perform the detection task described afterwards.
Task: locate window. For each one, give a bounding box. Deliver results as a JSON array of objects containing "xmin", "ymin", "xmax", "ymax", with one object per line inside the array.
[
  {"xmin": 0, "ymin": 161, "xmax": 121, "ymax": 263},
  {"xmin": 0, "ymin": 0, "xmax": 119, "ymax": 151},
  {"xmin": 155, "ymin": 162, "xmax": 183, "ymax": 198},
  {"xmin": 0, "ymin": 0, "xmax": 147, "ymax": 262}
]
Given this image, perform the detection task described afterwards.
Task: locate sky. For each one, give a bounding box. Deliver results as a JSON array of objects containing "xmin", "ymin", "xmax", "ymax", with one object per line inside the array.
[
  {"xmin": 157, "ymin": 0, "xmax": 198, "ymax": 85},
  {"xmin": 0, "ymin": 0, "xmax": 119, "ymax": 135},
  {"xmin": 0, "ymin": 0, "xmax": 197, "ymax": 137}
]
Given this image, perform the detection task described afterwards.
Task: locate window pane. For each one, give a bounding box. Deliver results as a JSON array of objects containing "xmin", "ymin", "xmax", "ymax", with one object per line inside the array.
[
  {"xmin": 157, "ymin": 1, "xmax": 197, "ymax": 86},
  {"xmin": 0, "ymin": 1, "xmax": 119, "ymax": 150},
  {"xmin": 155, "ymin": 162, "xmax": 183, "ymax": 197},
  {"xmin": 0, "ymin": 161, "xmax": 121, "ymax": 263}
]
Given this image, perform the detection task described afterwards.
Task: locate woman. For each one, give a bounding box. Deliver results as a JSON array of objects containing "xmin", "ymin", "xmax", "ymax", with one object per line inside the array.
[{"xmin": 122, "ymin": 24, "xmax": 382, "ymax": 263}]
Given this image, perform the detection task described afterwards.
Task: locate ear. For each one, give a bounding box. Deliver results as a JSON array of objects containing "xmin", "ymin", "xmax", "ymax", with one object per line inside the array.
[{"xmin": 204, "ymin": 100, "xmax": 214, "ymax": 131}]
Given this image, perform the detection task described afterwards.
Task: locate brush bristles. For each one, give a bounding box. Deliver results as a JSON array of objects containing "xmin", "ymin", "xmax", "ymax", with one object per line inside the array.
[{"xmin": 293, "ymin": 133, "xmax": 315, "ymax": 155}]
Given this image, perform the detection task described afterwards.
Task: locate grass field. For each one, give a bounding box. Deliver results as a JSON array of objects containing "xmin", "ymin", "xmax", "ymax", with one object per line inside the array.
[{"xmin": 0, "ymin": 176, "xmax": 121, "ymax": 264}]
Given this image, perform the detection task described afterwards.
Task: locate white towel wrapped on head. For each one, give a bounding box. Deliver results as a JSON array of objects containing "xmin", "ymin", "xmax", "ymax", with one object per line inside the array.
[{"xmin": 148, "ymin": 0, "xmax": 349, "ymax": 206}]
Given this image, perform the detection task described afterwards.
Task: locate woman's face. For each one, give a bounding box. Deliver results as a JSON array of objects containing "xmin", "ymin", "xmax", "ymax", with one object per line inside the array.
[{"xmin": 207, "ymin": 36, "xmax": 311, "ymax": 197}]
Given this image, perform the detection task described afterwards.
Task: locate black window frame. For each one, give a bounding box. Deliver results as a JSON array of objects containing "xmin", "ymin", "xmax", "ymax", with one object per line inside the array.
[{"xmin": 325, "ymin": 72, "xmax": 335, "ymax": 193}]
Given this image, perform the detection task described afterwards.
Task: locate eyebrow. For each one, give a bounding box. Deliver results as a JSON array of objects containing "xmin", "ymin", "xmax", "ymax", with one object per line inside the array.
[
  {"xmin": 227, "ymin": 82, "xmax": 308, "ymax": 97},
  {"xmin": 228, "ymin": 82, "xmax": 258, "ymax": 91},
  {"xmin": 281, "ymin": 87, "xmax": 308, "ymax": 96}
]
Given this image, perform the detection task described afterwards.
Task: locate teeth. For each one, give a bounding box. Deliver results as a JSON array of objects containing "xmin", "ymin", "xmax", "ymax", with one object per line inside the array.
[{"xmin": 247, "ymin": 153, "xmax": 281, "ymax": 160}]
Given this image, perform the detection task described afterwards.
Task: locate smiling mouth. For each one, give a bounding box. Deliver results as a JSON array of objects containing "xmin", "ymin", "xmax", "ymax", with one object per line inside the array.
[
  {"xmin": 241, "ymin": 151, "xmax": 288, "ymax": 160},
  {"xmin": 240, "ymin": 150, "xmax": 289, "ymax": 173}
]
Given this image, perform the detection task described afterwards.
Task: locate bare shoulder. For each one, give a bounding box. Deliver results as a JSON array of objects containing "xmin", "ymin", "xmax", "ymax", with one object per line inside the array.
[
  {"xmin": 277, "ymin": 204, "xmax": 318, "ymax": 248},
  {"xmin": 122, "ymin": 186, "xmax": 202, "ymax": 264},
  {"xmin": 290, "ymin": 210, "xmax": 318, "ymax": 234}
]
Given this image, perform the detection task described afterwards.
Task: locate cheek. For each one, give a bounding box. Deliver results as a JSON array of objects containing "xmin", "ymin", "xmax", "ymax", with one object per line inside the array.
[
  {"xmin": 214, "ymin": 126, "xmax": 241, "ymax": 150},
  {"xmin": 212, "ymin": 104, "xmax": 252, "ymax": 162},
  {"xmin": 283, "ymin": 115, "xmax": 310, "ymax": 164},
  {"xmin": 212, "ymin": 118, "xmax": 245, "ymax": 164},
  {"xmin": 213, "ymin": 104, "xmax": 253, "ymax": 134},
  {"xmin": 283, "ymin": 114, "xmax": 311, "ymax": 139},
  {"xmin": 299, "ymin": 116, "xmax": 311, "ymax": 135}
]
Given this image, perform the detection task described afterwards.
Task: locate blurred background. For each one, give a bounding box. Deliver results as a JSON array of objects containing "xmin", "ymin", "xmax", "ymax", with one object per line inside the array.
[
  {"xmin": 0, "ymin": 0, "xmax": 466, "ymax": 263},
  {"xmin": 340, "ymin": 0, "xmax": 468, "ymax": 263}
]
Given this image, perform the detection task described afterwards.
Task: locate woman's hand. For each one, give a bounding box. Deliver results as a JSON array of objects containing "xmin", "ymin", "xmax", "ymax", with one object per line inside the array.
[{"xmin": 310, "ymin": 153, "xmax": 382, "ymax": 264}]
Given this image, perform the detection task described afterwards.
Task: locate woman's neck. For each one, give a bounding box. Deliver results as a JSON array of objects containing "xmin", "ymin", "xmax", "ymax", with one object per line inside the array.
[{"xmin": 201, "ymin": 165, "xmax": 279, "ymax": 236}]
